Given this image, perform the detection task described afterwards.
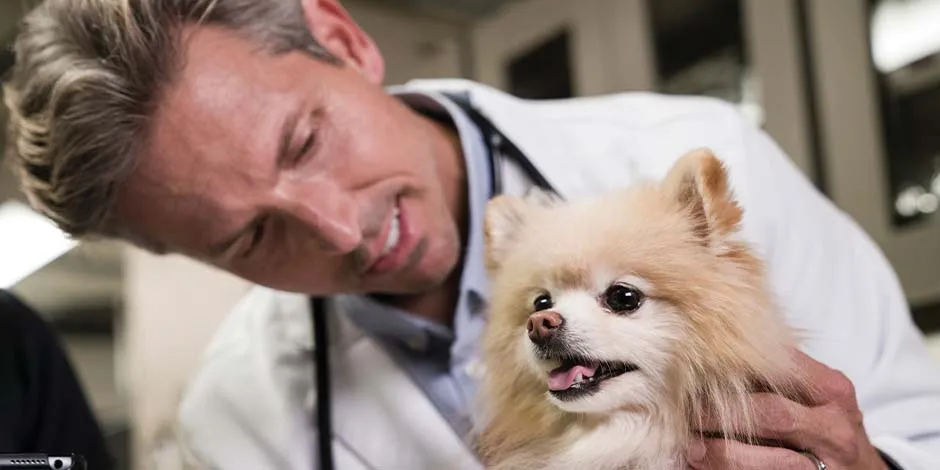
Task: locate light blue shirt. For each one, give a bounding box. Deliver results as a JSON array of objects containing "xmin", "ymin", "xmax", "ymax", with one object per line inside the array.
[{"xmin": 336, "ymin": 90, "xmax": 493, "ymax": 444}]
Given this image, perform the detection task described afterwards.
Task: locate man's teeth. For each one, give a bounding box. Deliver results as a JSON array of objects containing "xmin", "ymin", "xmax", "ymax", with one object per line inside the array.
[{"xmin": 381, "ymin": 207, "xmax": 401, "ymax": 256}]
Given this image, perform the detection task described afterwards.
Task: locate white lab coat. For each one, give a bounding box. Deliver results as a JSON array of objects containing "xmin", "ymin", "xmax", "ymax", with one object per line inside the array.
[{"xmin": 175, "ymin": 79, "xmax": 940, "ymax": 470}]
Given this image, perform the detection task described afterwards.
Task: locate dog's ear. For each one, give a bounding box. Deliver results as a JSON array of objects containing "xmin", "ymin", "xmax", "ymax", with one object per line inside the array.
[
  {"xmin": 663, "ymin": 148, "xmax": 743, "ymax": 249},
  {"xmin": 484, "ymin": 195, "xmax": 532, "ymax": 274}
]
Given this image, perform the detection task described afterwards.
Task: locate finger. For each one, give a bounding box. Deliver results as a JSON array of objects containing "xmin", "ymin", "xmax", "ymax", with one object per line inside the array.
[
  {"xmin": 698, "ymin": 393, "xmax": 837, "ymax": 449},
  {"xmin": 694, "ymin": 392, "xmax": 857, "ymax": 458},
  {"xmin": 696, "ymin": 393, "xmax": 809, "ymax": 441},
  {"xmin": 686, "ymin": 438, "xmax": 817, "ymax": 470},
  {"xmin": 789, "ymin": 348, "xmax": 859, "ymax": 409}
]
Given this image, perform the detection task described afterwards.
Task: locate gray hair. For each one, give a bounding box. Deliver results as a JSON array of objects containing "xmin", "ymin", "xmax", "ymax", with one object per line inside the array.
[{"xmin": 2, "ymin": 0, "xmax": 339, "ymax": 247}]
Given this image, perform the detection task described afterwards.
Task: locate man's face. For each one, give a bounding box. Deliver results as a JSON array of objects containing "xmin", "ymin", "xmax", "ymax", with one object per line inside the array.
[{"xmin": 114, "ymin": 15, "xmax": 466, "ymax": 296}]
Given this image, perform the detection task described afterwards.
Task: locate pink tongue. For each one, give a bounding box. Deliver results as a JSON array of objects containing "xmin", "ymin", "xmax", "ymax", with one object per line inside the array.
[{"xmin": 548, "ymin": 364, "xmax": 598, "ymax": 391}]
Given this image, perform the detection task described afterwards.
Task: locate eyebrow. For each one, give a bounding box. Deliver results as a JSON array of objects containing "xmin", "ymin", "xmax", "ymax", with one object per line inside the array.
[
  {"xmin": 204, "ymin": 107, "xmax": 302, "ymax": 258},
  {"xmin": 276, "ymin": 105, "xmax": 303, "ymax": 169}
]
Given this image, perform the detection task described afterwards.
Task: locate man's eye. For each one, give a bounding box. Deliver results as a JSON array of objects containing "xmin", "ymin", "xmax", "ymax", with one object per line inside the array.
[
  {"xmin": 243, "ymin": 218, "xmax": 268, "ymax": 258},
  {"xmin": 295, "ymin": 132, "xmax": 316, "ymax": 165}
]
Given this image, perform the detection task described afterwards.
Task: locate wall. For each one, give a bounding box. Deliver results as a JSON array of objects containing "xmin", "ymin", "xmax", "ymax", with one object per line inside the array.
[
  {"xmin": 344, "ymin": 0, "xmax": 466, "ymax": 84},
  {"xmin": 472, "ymin": 0, "xmax": 655, "ymax": 95},
  {"xmin": 741, "ymin": 0, "xmax": 817, "ymax": 182},
  {"xmin": 124, "ymin": 250, "xmax": 251, "ymax": 468}
]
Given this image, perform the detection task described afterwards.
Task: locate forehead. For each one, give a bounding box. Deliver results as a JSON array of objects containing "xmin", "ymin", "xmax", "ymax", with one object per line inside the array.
[
  {"xmin": 157, "ymin": 26, "xmax": 306, "ymax": 162},
  {"xmin": 510, "ymin": 190, "xmax": 691, "ymax": 285},
  {"xmin": 113, "ymin": 26, "xmax": 309, "ymax": 253}
]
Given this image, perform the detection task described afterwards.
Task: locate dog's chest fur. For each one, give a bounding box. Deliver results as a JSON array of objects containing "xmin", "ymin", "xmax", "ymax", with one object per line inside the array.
[{"xmin": 495, "ymin": 413, "xmax": 686, "ymax": 470}]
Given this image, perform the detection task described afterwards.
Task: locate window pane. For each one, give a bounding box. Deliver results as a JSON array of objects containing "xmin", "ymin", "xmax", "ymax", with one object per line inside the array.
[
  {"xmin": 870, "ymin": 0, "xmax": 940, "ymax": 227},
  {"xmin": 506, "ymin": 29, "xmax": 574, "ymax": 100}
]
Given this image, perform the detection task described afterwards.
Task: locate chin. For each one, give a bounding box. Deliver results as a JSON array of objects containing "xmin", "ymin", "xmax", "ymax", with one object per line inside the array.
[
  {"xmin": 391, "ymin": 238, "xmax": 461, "ymax": 294},
  {"xmin": 475, "ymin": 149, "xmax": 813, "ymax": 470}
]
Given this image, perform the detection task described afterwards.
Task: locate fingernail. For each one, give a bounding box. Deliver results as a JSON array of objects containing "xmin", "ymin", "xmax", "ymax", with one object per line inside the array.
[{"xmin": 687, "ymin": 440, "xmax": 706, "ymax": 464}]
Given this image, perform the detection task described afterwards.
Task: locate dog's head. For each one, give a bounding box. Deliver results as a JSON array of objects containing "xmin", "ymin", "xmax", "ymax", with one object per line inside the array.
[{"xmin": 481, "ymin": 149, "xmax": 798, "ymax": 418}]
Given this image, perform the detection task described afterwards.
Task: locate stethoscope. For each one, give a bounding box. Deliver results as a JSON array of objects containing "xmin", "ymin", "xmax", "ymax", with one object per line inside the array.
[{"xmin": 309, "ymin": 92, "xmax": 559, "ymax": 469}]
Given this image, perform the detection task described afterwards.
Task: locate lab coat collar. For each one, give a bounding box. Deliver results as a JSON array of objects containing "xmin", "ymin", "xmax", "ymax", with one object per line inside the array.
[{"xmin": 389, "ymin": 79, "xmax": 599, "ymax": 202}]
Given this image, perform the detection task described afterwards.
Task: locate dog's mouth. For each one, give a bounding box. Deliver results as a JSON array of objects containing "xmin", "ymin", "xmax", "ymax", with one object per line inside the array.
[{"xmin": 546, "ymin": 355, "xmax": 639, "ymax": 401}]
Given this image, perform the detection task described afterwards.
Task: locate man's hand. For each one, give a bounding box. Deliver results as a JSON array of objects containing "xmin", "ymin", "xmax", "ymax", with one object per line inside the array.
[{"xmin": 685, "ymin": 349, "xmax": 889, "ymax": 470}]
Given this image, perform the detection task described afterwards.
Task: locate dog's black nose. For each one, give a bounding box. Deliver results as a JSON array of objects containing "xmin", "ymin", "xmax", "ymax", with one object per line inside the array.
[{"xmin": 527, "ymin": 311, "xmax": 564, "ymax": 343}]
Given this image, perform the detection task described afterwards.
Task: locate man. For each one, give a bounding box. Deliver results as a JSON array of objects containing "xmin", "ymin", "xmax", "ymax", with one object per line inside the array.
[
  {"xmin": 0, "ymin": 290, "xmax": 114, "ymax": 470},
  {"xmin": 3, "ymin": 0, "xmax": 939, "ymax": 468}
]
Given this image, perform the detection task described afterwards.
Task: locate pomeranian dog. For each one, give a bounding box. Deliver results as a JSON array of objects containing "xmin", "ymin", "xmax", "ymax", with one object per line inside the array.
[{"xmin": 476, "ymin": 149, "xmax": 812, "ymax": 469}]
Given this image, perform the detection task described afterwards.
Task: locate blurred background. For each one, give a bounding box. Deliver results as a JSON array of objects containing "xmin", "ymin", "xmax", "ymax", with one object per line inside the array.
[{"xmin": 2, "ymin": 0, "xmax": 940, "ymax": 468}]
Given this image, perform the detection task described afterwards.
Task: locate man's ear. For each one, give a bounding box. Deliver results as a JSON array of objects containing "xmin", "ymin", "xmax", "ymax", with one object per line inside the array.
[
  {"xmin": 299, "ymin": 0, "xmax": 385, "ymax": 85},
  {"xmin": 484, "ymin": 195, "xmax": 532, "ymax": 275},
  {"xmin": 663, "ymin": 148, "xmax": 743, "ymax": 249}
]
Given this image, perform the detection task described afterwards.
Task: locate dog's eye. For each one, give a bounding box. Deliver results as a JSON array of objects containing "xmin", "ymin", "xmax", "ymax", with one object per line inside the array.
[
  {"xmin": 603, "ymin": 283, "xmax": 644, "ymax": 313},
  {"xmin": 533, "ymin": 293, "xmax": 553, "ymax": 311}
]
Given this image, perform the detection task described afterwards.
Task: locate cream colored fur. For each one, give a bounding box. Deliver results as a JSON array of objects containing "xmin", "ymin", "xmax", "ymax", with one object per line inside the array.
[{"xmin": 477, "ymin": 149, "xmax": 812, "ymax": 469}]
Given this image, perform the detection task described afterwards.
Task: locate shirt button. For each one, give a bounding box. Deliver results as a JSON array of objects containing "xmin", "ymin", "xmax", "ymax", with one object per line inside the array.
[
  {"xmin": 464, "ymin": 359, "xmax": 485, "ymax": 379},
  {"xmin": 406, "ymin": 334, "xmax": 427, "ymax": 351}
]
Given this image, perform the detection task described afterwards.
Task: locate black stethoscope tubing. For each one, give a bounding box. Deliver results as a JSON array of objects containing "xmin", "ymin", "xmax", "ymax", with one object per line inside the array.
[{"xmin": 311, "ymin": 92, "xmax": 558, "ymax": 469}]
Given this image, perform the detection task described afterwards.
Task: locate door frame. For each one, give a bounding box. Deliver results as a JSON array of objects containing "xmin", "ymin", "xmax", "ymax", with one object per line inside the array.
[{"xmin": 805, "ymin": 0, "xmax": 940, "ymax": 306}]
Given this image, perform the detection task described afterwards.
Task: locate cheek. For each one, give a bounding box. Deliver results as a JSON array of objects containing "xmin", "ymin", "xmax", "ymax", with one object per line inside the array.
[
  {"xmin": 520, "ymin": 333, "xmax": 545, "ymax": 375},
  {"xmin": 617, "ymin": 307, "xmax": 687, "ymax": 375},
  {"xmin": 558, "ymin": 294, "xmax": 686, "ymax": 369},
  {"xmin": 495, "ymin": 309, "xmax": 548, "ymax": 378},
  {"xmin": 328, "ymin": 97, "xmax": 406, "ymax": 170},
  {"xmin": 230, "ymin": 254, "xmax": 347, "ymax": 294}
]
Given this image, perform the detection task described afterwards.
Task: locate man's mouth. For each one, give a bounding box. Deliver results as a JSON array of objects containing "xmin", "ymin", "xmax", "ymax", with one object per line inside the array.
[
  {"xmin": 380, "ymin": 206, "xmax": 401, "ymax": 257},
  {"xmin": 546, "ymin": 355, "xmax": 639, "ymax": 401},
  {"xmin": 365, "ymin": 202, "xmax": 409, "ymax": 276}
]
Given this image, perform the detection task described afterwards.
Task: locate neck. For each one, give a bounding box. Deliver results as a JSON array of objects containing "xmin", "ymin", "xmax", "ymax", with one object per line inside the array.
[
  {"xmin": 376, "ymin": 112, "xmax": 469, "ymax": 328},
  {"xmin": 378, "ymin": 264, "xmax": 464, "ymax": 327},
  {"xmin": 482, "ymin": 408, "xmax": 684, "ymax": 469}
]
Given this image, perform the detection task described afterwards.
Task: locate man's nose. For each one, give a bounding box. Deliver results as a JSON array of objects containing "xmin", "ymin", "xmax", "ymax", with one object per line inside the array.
[
  {"xmin": 277, "ymin": 179, "xmax": 362, "ymax": 254},
  {"xmin": 527, "ymin": 311, "xmax": 564, "ymax": 344}
]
